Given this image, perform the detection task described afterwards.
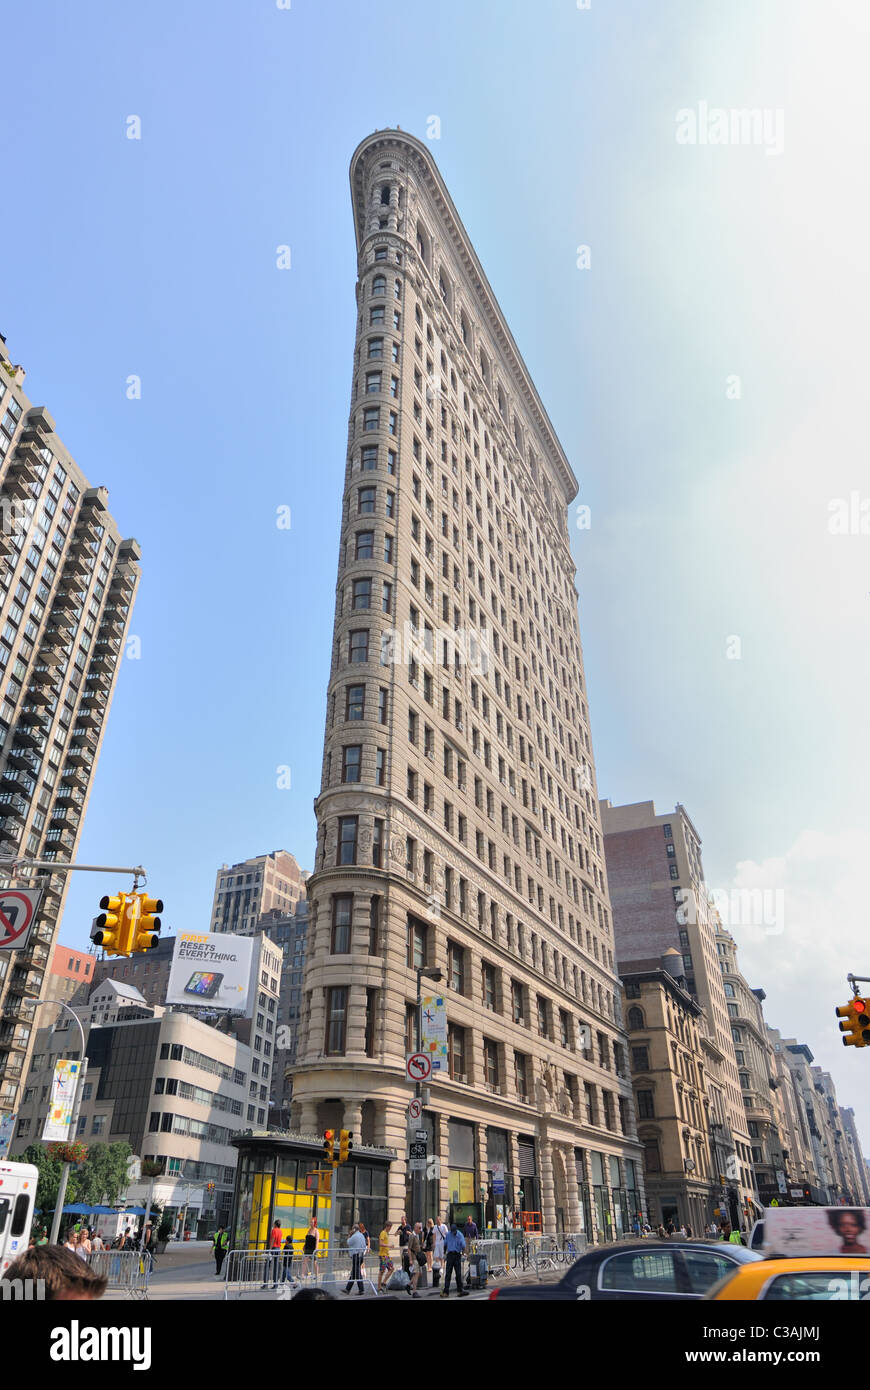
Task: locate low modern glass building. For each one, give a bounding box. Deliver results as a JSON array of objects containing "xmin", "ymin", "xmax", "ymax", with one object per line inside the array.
[{"xmin": 230, "ymin": 1130, "xmax": 396, "ymax": 1252}]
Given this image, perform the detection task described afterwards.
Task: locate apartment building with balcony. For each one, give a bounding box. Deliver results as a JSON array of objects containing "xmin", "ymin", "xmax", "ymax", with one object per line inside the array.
[
  {"xmin": 0, "ymin": 338, "xmax": 140, "ymax": 1120},
  {"xmin": 601, "ymin": 799, "xmax": 757, "ymax": 1223},
  {"xmin": 288, "ymin": 130, "xmax": 643, "ymax": 1242}
]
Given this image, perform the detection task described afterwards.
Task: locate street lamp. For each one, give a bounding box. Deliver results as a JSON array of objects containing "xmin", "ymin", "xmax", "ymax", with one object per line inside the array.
[
  {"xmin": 27, "ymin": 1000, "xmax": 88, "ymax": 1245},
  {"xmin": 412, "ymin": 966, "xmax": 442, "ymax": 1227}
]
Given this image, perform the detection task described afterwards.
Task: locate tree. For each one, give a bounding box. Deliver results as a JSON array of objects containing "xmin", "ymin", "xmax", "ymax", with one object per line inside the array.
[
  {"xmin": 74, "ymin": 1141, "xmax": 132, "ymax": 1208},
  {"xmin": 18, "ymin": 1142, "xmax": 64, "ymax": 1216}
]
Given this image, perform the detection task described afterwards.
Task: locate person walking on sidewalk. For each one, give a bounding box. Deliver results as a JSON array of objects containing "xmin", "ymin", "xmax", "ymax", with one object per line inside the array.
[
  {"xmin": 282, "ymin": 1231, "xmax": 295, "ymax": 1283},
  {"xmin": 407, "ymin": 1223, "xmax": 426, "ymax": 1297},
  {"xmin": 212, "ymin": 1225, "xmax": 229, "ymax": 1277},
  {"xmin": 262, "ymin": 1220, "xmax": 283, "ymax": 1288},
  {"xmin": 302, "ymin": 1218, "xmax": 319, "ymax": 1277},
  {"xmin": 377, "ymin": 1222, "xmax": 393, "ymax": 1294},
  {"xmin": 440, "ymin": 1224, "xmax": 468, "ymax": 1298},
  {"xmin": 344, "ymin": 1224, "xmax": 367, "ymax": 1295}
]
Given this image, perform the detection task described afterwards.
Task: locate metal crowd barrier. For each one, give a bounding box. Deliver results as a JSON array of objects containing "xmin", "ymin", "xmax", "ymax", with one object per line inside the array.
[
  {"xmin": 223, "ymin": 1245, "xmax": 378, "ymax": 1299},
  {"xmin": 87, "ymin": 1249, "xmax": 153, "ymax": 1300}
]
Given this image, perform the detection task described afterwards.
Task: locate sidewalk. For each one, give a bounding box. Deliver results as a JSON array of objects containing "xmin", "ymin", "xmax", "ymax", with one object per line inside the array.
[{"xmin": 105, "ymin": 1259, "xmax": 565, "ymax": 1301}]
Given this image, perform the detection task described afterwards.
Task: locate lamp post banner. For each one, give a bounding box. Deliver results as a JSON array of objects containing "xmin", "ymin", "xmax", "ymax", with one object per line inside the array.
[
  {"xmin": 420, "ymin": 994, "xmax": 447, "ymax": 1072},
  {"xmin": 42, "ymin": 1060, "xmax": 82, "ymax": 1142}
]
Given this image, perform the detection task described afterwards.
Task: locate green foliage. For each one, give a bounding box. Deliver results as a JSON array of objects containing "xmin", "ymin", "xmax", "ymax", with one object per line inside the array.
[
  {"xmin": 19, "ymin": 1140, "xmax": 132, "ymax": 1214},
  {"xmin": 74, "ymin": 1141, "xmax": 132, "ymax": 1208},
  {"xmin": 19, "ymin": 1142, "xmax": 64, "ymax": 1214}
]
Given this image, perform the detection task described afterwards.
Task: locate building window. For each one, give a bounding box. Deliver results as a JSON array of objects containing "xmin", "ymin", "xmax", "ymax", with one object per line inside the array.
[
  {"xmin": 358, "ymin": 486, "xmax": 377, "ymax": 513},
  {"xmin": 349, "ymin": 630, "xmax": 369, "ymax": 663},
  {"xmin": 355, "ymin": 531, "xmax": 374, "ymax": 560},
  {"xmin": 484, "ymin": 1039, "xmax": 499, "ymax": 1088},
  {"xmin": 352, "ymin": 578, "xmax": 372, "ymax": 610},
  {"xmin": 331, "ymin": 895, "xmax": 353, "ymax": 953},
  {"xmin": 447, "ymin": 941, "xmax": 465, "ymax": 994},
  {"xmin": 627, "ymin": 1007, "xmax": 645, "ymax": 1031},
  {"xmin": 325, "ymin": 988, "xmax": 348, "ymax": 1054},
  {"xmin": 448, "ymin": 1025, "xmax": 466, "ymax": 1080},
  {"xmin": 407, "ymin": 917, "xmax": 428, "ymax": 969},
  {"xmin": 346, "ymin": 685, "xmax": 365, "ymax": 720},
  {"xmin": 369, "ymin": 897, "xmax": 381, "ymax": 954},
  {"xmin": 636, "ymin": 1090, "xmax": 655, "ymax": 1119},
  {"xmin": 375, "ymin": 748, "xmax": 385, "ymax": 785},
  {"xmin": 373, "ymin": 818, "xmax": 384, "ymax": 867},
  {"xmin": 482, "ymin": 963, "xmax": 496, "ymax": 1010},
  {"xmin": 630, "ymin": 1045, "xmax": 649, "ymax": 1071},
  {"xmin": 514, "ymin": 1051, "xmax": 528, "ymax": 1100},
  {"xmin": 337, "ymin": 818, "xmax": 358, "ymax": 865},
  {"xmin": 511, "ymin": 980, "xmax": 525, "ymax": 1025},
  {"xmin": 342, "ymin": 746, "xmax": 362, "ymax": 782},
  {"xmin": 643, "ymin": 1139, "xmax": 661, "ymax": 1174}
]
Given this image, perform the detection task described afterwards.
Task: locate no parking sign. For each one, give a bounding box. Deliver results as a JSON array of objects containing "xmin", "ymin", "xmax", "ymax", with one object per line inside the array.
[{"xmin": 0, "ymin": 888, "xmax": 44, "ymax": 951}]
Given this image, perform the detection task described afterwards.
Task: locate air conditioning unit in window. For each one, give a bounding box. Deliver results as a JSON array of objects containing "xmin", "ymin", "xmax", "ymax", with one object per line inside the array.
[
  {"xmin": 454, "ymin": 1073, "xmax": 468, "ymax": 1084},
  {"xmin": 447, "ymin": 981, "xmax": 459, "ymax": 991}
]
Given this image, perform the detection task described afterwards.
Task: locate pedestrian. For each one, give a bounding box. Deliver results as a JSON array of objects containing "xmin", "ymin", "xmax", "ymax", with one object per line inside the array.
[
  {"xmin": 440, "ymin": 1223, "xmax": 469, "ymax": 1298},
  {"xmin": 63, "ymin": 1231, "xmax": 77, "ymax": 1254},
  {"xmin": 344, "ymin": 1224, "xmax": 366, "ymax": 1296},
  {"xmin": 677, "ymin": 1224, "xmax": 687, "ymax": 1238},
  {"xmin": 302, "ymin": 1217, "xmax": 318, "ymax": 1277},
  {"xmin": 358, "ymin": 1221, "xmax": 371, "ymax": 1257},
  {"xmin": 666, "ymin": 1220, "xmax": 676, "ymax": 1236},
  {"xmin": 262, "ymin": 1219, "xmax": 283, "ymax": 1288},
  {"xmin": 212, "ymin": 1224, "xmax": 229, "ymax": 1277},
  {"xmin": 396, "ymin": 1213, "xmax": 411, "ymax": 1252},
  {"xmin": 424, "ymin": 1217, "xmax": 436, "ymax": 1273},
  {"xmin": 463, "ymin": 1214, "xmax": 479, "ymax": 1247},
  {"xmin": 377, "ymin": 1222, "xmax": 393, "ymax": 1294},
  {"xmin": 432, "ymin": 1217, "xmax": 448, "ymax": 1286},
  {"xmin": 282, "ymin": 1231, "xmax": 295, "ymax": 1283},
  {"xmin": 78, "ymin": 1229, "xmax": 92, "ymax": 1258},
  {"xmin": 656, "ymin": 1224, "xmax": 667, "ymax": 1239},
  {"xmin": 90, "ymin": 1229, "xmax": 104, "ymax": 1253},
  {"xmin": 685, "ymin": 1224, "xmax": 693, "ymax": 1239},
  {"xmin": 407, "ymin": 1222, "xmax": 426, "ymax": 1297}
]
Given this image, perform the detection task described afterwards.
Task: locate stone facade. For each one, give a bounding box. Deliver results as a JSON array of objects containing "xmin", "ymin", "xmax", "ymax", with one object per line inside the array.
[{"xmin": 287, "ymin": 129, "xmax": 643, "ymax": 1239}]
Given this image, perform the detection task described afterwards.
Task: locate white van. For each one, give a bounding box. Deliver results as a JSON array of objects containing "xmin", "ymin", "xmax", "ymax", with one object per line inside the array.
[{"xmin": 0, "ymin": 1161, "xmax": 38, "ymax": 1275}]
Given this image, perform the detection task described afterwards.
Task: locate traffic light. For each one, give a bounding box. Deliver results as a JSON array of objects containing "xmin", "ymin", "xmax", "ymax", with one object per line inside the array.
[
  {"xmin": 322, "ymin": 1129, "xmax": 336, "ymax": 1164},
  {"xmin": 339, "ymin": 1129, "xmax": 353, "ymax": 1164},
  {"xmin": 131, "ymin": 894, "xmax": 163, "ymax": 953},
  {"xmin": 836, "ymin": 998, "xmax": 870, "ymax": 1047},
  {"xmin": 92, "ymin": 893, "xmax": 129, "ymax": 956}
]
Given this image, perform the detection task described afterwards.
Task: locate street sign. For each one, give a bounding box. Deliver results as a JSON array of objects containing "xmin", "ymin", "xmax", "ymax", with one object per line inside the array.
[
  {"xmin": 408, "ymin": 1098, "xmax": 423, "ymax": 1121},
  {"xmin": 409, "ymin": 1140, "xmax": 427, "ymax": 1173},
  {"xmin": 406, "ymin": 1052, "xmax": 431, "ymax": 1082},
  {"xmin": 492, "ymin": 1162, "xmax": 505, "ymax": 1195},
  {"xmin": 0, "ymin": 888, "xmax": 43, "ymax": 951},
  {"xmin": 414, "ymin": 1129, "xmax": 428, "ymax": 1141}
]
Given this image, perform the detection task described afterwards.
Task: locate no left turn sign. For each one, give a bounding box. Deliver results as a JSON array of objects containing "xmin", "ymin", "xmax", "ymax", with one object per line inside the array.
[
  {"xmin": 0, "ymin": 888, "xmax": 44, "ymax": 951},
  {"xmin": 405, "ymin": 1052, "xmax": 431, "ymax": 1082}
]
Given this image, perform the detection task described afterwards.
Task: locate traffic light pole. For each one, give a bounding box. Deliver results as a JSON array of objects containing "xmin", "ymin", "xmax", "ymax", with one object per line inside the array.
[{"xmin": 1, "ymin": 857, "xmax": 147, "ymax": 878}]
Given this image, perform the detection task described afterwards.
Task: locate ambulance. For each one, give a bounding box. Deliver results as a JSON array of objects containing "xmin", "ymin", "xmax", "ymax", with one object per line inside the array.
[{"xmin": 0, "ymin": 1160, "xmax": 38, "ymax": 1274}]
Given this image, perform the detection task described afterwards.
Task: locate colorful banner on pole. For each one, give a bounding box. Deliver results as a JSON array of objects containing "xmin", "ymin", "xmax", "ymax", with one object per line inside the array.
[
  {"xmin": 42, "ymin": 1059, "xmax": 81, "ymax": 1142},
  {"xmin": 420, "ymin": 994, "xmax": 447, "ymax": 1072},
  {"xmin": 0, "ymin": 1112, "xmax": 16, "ymax": 1158}
]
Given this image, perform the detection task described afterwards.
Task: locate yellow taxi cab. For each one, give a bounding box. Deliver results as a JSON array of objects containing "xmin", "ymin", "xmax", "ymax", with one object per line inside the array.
[{"xmin": 708, "ymin": 1256, "xmax": 870, "ymax": 1301}]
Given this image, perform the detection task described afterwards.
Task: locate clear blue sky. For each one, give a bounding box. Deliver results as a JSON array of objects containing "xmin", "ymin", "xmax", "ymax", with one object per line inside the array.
[{"xmin": 4, "ymin": 1, "xmax": 870, "ymax": 1144}]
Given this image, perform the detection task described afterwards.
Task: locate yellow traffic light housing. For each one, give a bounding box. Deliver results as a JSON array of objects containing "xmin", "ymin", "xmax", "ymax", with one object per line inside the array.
[
  {"xmin": 322, "ymin": 1129, "xmax": 336, "ymax": 1164},
  {"xmin": 339, "ymin": 1129, "xmax": 353, "ymax": 1164},
  {"xmin": 132, "ymin": 894, "xmax": 163, "ymax": 953},
  {"xmin": 836, "ymin": 998, "xmax": 870, "ymax": 1047},
  {"xmin": 92, "ymin": 893, "xmax": 128, "ymax": 956}
]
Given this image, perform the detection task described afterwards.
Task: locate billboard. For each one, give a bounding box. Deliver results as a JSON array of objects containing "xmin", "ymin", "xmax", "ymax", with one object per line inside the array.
[
  {"xmin": 42, "ymin": 1060, "xmax": 82, "ymax": 1142},
  {"xmin": 763, "ymin": 1205, "xmax": 870, "ymax": 1257},
  {"xmin": 166, "ymin": 931, "xmax": 255, "ymax": 1014}
]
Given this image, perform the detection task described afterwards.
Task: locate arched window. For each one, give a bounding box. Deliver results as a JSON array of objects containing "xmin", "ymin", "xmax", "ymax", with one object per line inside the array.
[{"xmin": 627, "ymin": 1006, "xmax": 645, "ymax": 1031}]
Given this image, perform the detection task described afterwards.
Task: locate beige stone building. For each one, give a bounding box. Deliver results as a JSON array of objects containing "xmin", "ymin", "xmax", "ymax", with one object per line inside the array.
[
  {"xmin": 0, "ymin": 337, "xmax": 140, "ymax": 1123},
  {"xmin": 601, "ymin": 800, "xmax": 757, "ymax": 1226},
  {"xmin": 621, "ymin": 951, "xmax": 717, "ymax": 1233},
  {"xmin": 210, "ymin": 850, "xmax": 306, "ymax": 935},
  {"xmin": 714, "ymin": 925, "xmax": 787, "ymax": 1203},
  {"xmin": 288, "ymin": 129, "xmax": 643, "ymax": 1241}
]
